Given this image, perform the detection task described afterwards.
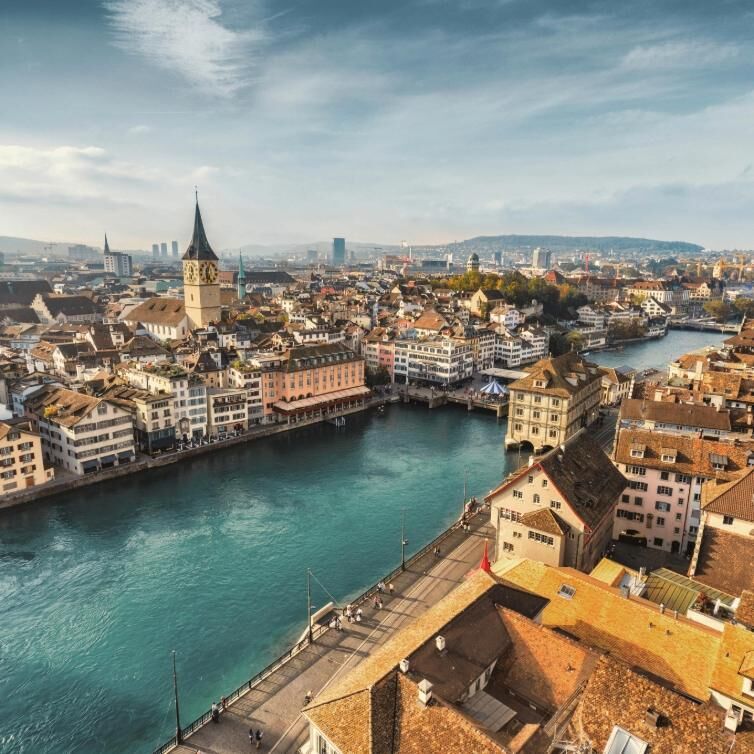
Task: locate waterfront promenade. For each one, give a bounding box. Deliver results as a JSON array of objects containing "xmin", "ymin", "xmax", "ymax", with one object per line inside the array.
[{"xmin": 169, "ymin": 515, "xmax": 493, "ymax": 754}]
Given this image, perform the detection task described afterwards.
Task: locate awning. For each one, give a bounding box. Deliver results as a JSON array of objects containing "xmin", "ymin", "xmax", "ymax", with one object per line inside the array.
[
  {"xmin": 118, "ymin": 451, "xmax": 132, "ymax": 459},
  {"xmin": 100, "ymin": 454, "xmax": 116, "ymax": 463},
  {"xmin": 273, "ymin": 386, "xmax": 372, "ymax": 413},
  {"xmin": 81, "ymin": 460, "xmax": 98, "ymax": 470}
]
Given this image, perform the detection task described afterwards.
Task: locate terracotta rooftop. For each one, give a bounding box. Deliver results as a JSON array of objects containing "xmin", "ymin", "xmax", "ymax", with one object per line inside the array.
[
  {"xmin": 702, "ymin": 467, "xmax": 754, "ymax": 522},
  {"xmin": 509, "ymin": 352, "xmax": 601, "ymax": 398},
  {"xmin": 620, "ymin": 398, "xmax": 732, "ymax": 431},
  {"xmin": 692, "ymin": 527, "xmax": 754, "ymax": 597}
]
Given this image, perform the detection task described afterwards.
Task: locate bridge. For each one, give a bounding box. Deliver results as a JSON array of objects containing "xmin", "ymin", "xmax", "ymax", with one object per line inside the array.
[
  {"xmin": 400, "ymin": 385, "xmax": 509, "ymax": 417},
  {"xmin": 668, "ymin": 319, "xmax": 741, "ymax": 333}
]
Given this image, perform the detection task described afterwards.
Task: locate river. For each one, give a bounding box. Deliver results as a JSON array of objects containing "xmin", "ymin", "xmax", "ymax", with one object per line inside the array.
[
  {"xmin": 590, "ymin": 330, "xmax": 726, "ymax": 372},
  {"xmin": 0, "ymin": 329, "xmax": 726, "ymax": 753},
  {"xmin": 0, "ymin": 405, "xmax": 513, "ymax": 754}
]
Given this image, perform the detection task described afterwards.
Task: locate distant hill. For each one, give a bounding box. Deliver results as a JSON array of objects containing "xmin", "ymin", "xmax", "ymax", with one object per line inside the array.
[
  {"xmin": 0, "ymin": 236, "xmax": 68, "ymax": 255},
  {"xmin": 445, "ymin": 235, "xmax": 704, "ymax": 254}
]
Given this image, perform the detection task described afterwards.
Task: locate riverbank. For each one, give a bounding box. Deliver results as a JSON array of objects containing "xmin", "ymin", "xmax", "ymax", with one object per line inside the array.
[{"xmin": 0, "ymin": 396, "xmax": 393, "ymax": 512}]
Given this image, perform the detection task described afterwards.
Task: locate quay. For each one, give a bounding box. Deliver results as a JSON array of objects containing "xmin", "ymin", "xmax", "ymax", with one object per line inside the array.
[
  {"xmin": 0, "ymin": 395, "xmax": 398, "ymax": 512},
  {"xmin": 158, "ymin": 512, "xmax": 493, "ymax": 754},
  {"xmin": 401, "ymin": 386, "xmax": 509, "ymax": 418},
  {"xmin": 668, "ymin": 319, "xmax": 741, "ymax": 333}
]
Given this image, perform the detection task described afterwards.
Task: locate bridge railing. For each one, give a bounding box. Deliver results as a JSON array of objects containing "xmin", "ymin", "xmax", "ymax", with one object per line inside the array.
[{"xmin": 152, "ymin": 506, "xmax": 487, "ymax": 754}]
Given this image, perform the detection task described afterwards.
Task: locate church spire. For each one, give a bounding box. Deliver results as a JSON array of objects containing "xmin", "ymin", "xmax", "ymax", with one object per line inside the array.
[
  {"xmin": 237, "ymin": 252, "xmax": 246, "ymax": 300},
  {"xmin": 104, "ymin": 234, "xmax": 110, "ymax": 254},
  {"xmin": 182, "ymin": 194, "xmax": 218, "ymax": 261}
]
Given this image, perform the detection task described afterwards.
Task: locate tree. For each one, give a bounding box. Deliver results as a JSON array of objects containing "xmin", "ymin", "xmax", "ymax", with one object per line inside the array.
[
  {"xmin": 366, "ymin": 366, "xmax": 391, "ymax": 387},
  {"xmin": 733, "ymin": 297, "xmax": 754, "ymax": 319},
  {"xmin": 704, "ymin": 300, "xmax": 732, "ymax": 322},
  {"xmin": 566, "ymin": 331, "xmax": 586, "ymax": 351}
]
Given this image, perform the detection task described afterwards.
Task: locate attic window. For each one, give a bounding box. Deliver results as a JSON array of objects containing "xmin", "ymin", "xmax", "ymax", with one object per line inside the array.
[
  {"xmin": 604, "ymin": 726, "xmax": 648, "ymax": 754},
  {"xmin": 535, "ymin": 380, "xmax": 545, "ymax": 388},
  {"xmin": 710, "ymin": 453, "xmax": 728, "ymax": 470},
  {"xmin": 557, "ymin": 584, "xmax": 576, "ymax": 600}
]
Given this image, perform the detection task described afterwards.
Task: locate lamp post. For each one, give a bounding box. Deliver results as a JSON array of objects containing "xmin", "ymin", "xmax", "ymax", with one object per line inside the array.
[
  {"xmin": 401, "ymin": 509, "xmax": 408, "ymax": 571},
  {"xmin": 172, "ymin": 650, "xmax": 182, "ymax": 745},
  {"xmin": 306, "ymin": 568, "xmax": 313, "ymax": 643}
]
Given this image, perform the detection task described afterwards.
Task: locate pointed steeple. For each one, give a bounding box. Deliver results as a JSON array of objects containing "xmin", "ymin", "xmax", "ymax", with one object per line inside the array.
[
  {"xmin": 182, "ymin": 195, "xmax": 218, "ymax": 261},
  {"xmin": 104, "ymin": 234, "xmax": 110, "ymax": 254},
  {"xmin": 237, "ymin": 253, "xmax": 246, "ymax": 300}
]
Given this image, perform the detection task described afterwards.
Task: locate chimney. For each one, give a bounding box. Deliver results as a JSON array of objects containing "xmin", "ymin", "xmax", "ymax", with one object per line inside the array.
[
  {"xmin": 645, "ymin": 708, "xmax": 661, "ymax": 728},
  {"xmin": 725, "ymin": 707, "xmax": 741, "ymax": 733},
  {"xmin": 435, "ymin": 635, "xmax": 446, "ymax": 653},
  {"xmin": 659, "ymin": 603, "xmax": 665, "ymax": 614},
  {"xmin": 399, "ymin": 658, "xmax": 410, "ymax": 674},
  {"xmin": 418, "ymin": 679, "xmax": 433, "ymax": 707}
]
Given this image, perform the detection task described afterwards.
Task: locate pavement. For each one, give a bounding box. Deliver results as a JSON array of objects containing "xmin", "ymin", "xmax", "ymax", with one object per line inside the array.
[{"xmin": 173, "ymin": 516, "xmax": 493, "ymax": 754}]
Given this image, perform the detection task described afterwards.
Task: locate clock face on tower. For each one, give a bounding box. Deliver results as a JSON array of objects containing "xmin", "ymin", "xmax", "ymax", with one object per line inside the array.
[
  {"xmin": 184, "ymin": 261, "xmax": 198, "ymax": 284},
  {"xmin": 199, "ymin": 261, "xmax": 218, "ymax": 283}
]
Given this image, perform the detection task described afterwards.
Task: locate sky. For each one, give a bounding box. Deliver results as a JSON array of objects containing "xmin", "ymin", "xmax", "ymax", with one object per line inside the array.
[{"xmin": 2, "ymin": 0, "xmax": 754, "ymax": 250}]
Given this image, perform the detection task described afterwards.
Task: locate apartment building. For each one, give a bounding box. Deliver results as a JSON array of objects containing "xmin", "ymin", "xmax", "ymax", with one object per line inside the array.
[
  {"xmin": 207, "ymin": 387, "xmax": 248, "ymax": 437},
  {"xmin": 25, "ymin": 385, "xmax": 135, "ymax": 475},
  {"xmin": 624, "ymin": 280, "xmax": 689, "ymax": 314},
  {"xmin": 505, "ymin": 352, "xmax": 601, "ymax": 451},
  {"xmin": 487, "ymin": 431, "xmax": 625, "ymax": 571},
  {"xmin": 102, "ymin": 384, "xmax": 175, "ymax": 453},
  {"xmin": 619, "ymin": 398, "xmax": 735, "ymax": 440},
  {"xmin": 361, "ymin": 328, "xmax": 396, "ymax": 380},
  {"xmin": 612, "ymin": 427, "xmax": 754, "ymax": 555},
  {"xmin": 228, "ymin": 362, "xmax": 264, "ymax": 424},
  {"xmin": 599, "ymin": 366, "xmax": 634, "ymax": 406},
  {"xmin": 119, "ymin": 363, "xmax": 208, "ymax": 440},
  {"xmin": 0, "ymin": 418, "xmax": 53, "ymax": 493},
  {"xmin": 500, "ymin": 556, "xmax": 754, "ymax": 738},
  {"xmin": 393, "ymin": 337, "xmax": 473, "ymax": 385}
]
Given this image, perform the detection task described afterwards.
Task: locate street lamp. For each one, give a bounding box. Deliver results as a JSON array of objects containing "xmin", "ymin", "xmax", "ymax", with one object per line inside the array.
[{"xmin": 401, "ymin": 509, "xmax": 408, "ymax": 571}]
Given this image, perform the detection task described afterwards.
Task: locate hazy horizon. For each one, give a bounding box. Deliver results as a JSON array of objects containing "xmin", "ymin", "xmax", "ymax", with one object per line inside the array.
[{"xmin": 3, "ymin": 0, "xmax": 754, "ymax": 249}]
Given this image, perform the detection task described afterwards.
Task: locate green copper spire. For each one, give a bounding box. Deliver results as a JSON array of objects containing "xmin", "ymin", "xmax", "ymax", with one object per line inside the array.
[{"xmin": 237, "ymin": 253, "xmax": 246, "ymax": 300}]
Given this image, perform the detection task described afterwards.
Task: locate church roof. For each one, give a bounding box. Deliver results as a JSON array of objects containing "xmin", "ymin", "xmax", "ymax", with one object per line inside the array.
[
  {"xmin": 104, "ymin": 234, "xmax": 110, "ymax": 254},
  {"xmin": 182, "ymin": 200, "xmax": 218, "ymax": 261}
]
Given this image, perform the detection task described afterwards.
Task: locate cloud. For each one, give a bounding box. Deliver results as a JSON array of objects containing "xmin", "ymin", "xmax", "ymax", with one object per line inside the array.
[
  {"xmin": 0, "ymin": 144, "xmax": 162, "ymax": 205},
  {"xmin": 103, "ymin": 0, "xmax": 267, "ymax": 96},
  {"xmin": 621, "ymin": 40, "xmax": 740, "ymax": 70}
]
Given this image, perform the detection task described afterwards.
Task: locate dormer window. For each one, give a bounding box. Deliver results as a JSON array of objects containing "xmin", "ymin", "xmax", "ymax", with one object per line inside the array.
[
  {"xmin": 535, "ymin": 380, "xmax": 545, "ymax": 388},
  {"xmin": 630, "ymin": 444, "xmax": 645, "ymax": 459},
  {"xmin": 710, "ymin": 453, "xmax": 728, "ymax": 470},
  {"xmin": 660, "ymin": 448, "xmax": 677, "ymax": 463}
]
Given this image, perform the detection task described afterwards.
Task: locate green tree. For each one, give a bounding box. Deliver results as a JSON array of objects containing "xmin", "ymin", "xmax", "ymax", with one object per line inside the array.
[
  {"xmin": 366, "ymin": 366, "xmax": 391, "ymax": 387},
  {"xmin": 704, "ymin": 300, "xmax": 733, "ymax": 322},
  {"xmin": 733, "ymin": 297, "xmax": 754, "ymax": 319}
]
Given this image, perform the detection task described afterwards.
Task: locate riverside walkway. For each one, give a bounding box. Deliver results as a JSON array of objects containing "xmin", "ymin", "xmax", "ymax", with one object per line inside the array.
[{"xmin": 170, "ymin": 515, "xmax": 493, "ymax": 754}]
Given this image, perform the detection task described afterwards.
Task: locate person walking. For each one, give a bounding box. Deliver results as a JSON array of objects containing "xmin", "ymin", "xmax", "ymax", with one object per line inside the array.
[
  {"xmin": 388, "ymin": 582, "xmax": 395, "ymax": 596},
  {"xmin": 249, "ymin": 728, "xmax": 255, "ymax": 747},
  {"xmin": 211, "ymin": 703, "xmax": 220, "ymax": 723},
  {"xmin": 255, "ymin": 728, "xmax": 263, "ymax": 749}
]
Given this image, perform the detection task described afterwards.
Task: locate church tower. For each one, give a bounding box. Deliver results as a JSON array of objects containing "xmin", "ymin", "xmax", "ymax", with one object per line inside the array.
[
  {"xmin": 237, "ymin": 252, "xmax": 246, "ymax": 300},
  {"xmin": 183, "ymin": 198, "xmax": 221, "ymax": 328}
]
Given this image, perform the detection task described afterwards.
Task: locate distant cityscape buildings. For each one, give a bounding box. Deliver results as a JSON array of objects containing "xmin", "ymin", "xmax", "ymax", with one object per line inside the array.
[
  {"xmin": 103, "ymin": 235, "xmax": 133, "ymax": 277},
  {"xmin": 493, "ymin": 250, "xmax": 503, "ymax": 266},
  {"xmin": 160, "ymin": 242, "xmax": 168, "ymax": 258},
  {"xmin": 171, "ymin": 241, "xmax": 179, "ymax": 258},
  {"xmin": 152, "ymin": 244, "xmax": 159, "ymax": 259},
  {"xmin": 532, "ymin": 247, "xmax": 552, "ymax": 269},
  {"xmin": 307, "ymin": 249, "xmax": 317, "ymax": 263},
  {"xmin": 332, "ymin": 237, "xmax": 346, "ymax": 266}
]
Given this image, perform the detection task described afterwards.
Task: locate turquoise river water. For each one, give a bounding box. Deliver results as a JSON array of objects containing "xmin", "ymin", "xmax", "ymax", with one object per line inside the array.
[{"xmin": 0, "ymin": 330, "xmax": 724, "ymax": 753}]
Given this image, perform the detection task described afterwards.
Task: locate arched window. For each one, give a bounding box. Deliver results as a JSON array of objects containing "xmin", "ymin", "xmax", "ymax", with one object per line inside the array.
[{"xmin": 533, "ymin": 494, "xmax": 540, "ymax": 504}]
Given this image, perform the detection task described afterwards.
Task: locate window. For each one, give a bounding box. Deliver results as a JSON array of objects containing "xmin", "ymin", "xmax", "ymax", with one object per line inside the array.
[
  {"xmin": 528, "ymin": 475, "xmax": 534, "ymax": 483},
  {"xmin": 676, "ymin": 473, "xmax": 691, "ymax": 484},
  {"xmin": 660, "ymin": 471, "xmax": 670, "ymax": 480},
  {"xmin": 534, "ymin": 396, "xmax": 542, "ymax": 403},
  {"xmin": 550, "ymin": 500, "xmax": 561, "ymax": 510},
  {"xmin": 513, "ymin": 490, "xmax": 523, "ymax": 499},
  {"xmin": 723, "ymin": 515, "xmax": 734, "ymax": 525},
  {"xmin": 655, "ymin": 502, "xmax": 671, "ymax": 512},
  {"xmin": 621, "ymin": 494, "xmax": 630, "ymax": 503},
  {"xmin": 656, "ymin": 517, "xmax": 665, "ymax": 526},
  {"xmin": 516, "ymin": 408, "xmax": 524, "ymax": 416},
  {"xmin": 653, "ymin": 538, "xmax": 664, "ymax": 547},
  {"xmin": 528, "ymin": 531, "xmax": 554, "ymax": 546},
  {"xmin": 550, "ymin": 414, "xmax": 558, "ymax": 422},
  {"xmin": 626, "ymin": 466, "xmax": 646, "ymax": 476},
  {"xmin": 675, "ymin": 513, "xmax": 682, "ymax": 520},
  {"xmin": 549, "ymin": 430, "xmax": 557, "ymax": 438},
  {"xmin": 514, "ymin": 423, "xmax": 522, "ymax": 431},
  {"xmin": 532, "ymin": 427, "xmax": 539, "ymax": 435},
  {"xmin": 657, "ymin": 485, "xmax": 673, "ymax": 496},
  {"xmin": 552, "ymin": 399, "xmax": 560, "ymax": 406},
  {"xmin": 629, "ymin": 480, "xmax": 648, "ymax": 491},
  {"xmin": 557, "ymin": 584, "xmax": 576, "ymax": 599},
  {"xmin": 502, "ymin": 542, "xmax": 514, "ymax": 552},
  {"xmin": 532, "ymin": 411, "xmax": 541, "ymax": 419},
  {"xmin": 630, "ymin": 449, "xmax": 644, "ymax": 458},
  {"xmin": 541, "ymin": 479, "xmax": 548, "ymax": 488},
  {"xmin": 634, "ymin": 497, "xmax": 643, "ymax": 506}
]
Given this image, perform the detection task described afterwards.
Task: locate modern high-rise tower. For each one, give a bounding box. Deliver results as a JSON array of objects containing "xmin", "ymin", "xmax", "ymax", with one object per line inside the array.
[
  {"xmin": 160, "ymin": 242, "xmax": 168, "ymax": 258},
  {"xmin": 171, "ymin": 241, "xmax": 179, "ymax": 257},
  {"xmin": 237, "ymin": 253, "xmax": 247, "ymax": 300},
  {"xmin": 152, "ymin": 244, "xmax": 159, "ymax": 259},
  {"xmin": 532, "ymin": 247, "xmax": 552, "ymax": 269},
  {"xmin": 332, "ymin": 238, "xmax": 346, "ymax": 266}
]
